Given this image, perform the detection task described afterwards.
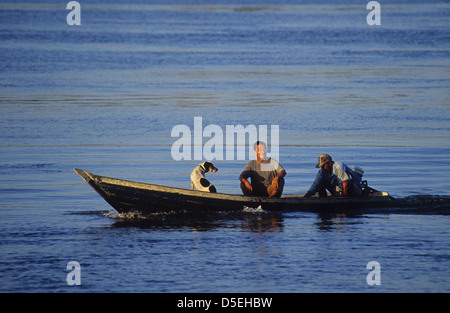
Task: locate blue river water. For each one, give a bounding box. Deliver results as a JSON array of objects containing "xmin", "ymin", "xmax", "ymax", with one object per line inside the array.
[{"xmin": 0, "ymin": 0, "xmax": 449, "ymax": 293}]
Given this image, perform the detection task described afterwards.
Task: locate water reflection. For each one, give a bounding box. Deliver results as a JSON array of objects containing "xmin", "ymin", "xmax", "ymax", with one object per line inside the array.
[
  {"xmin": 315, "ymin": 212, "xmax": 365, "ymax": 232},
  {"xmin": 241, "ymin": 214, "xmax": 283, "ymax": 234},
  {"xmin": 110, "ymin": 211, "xmax": 284, "ymax": 233}
]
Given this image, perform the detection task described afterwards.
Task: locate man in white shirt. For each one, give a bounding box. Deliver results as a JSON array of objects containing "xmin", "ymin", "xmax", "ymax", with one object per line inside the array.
[{"xmin": 304, "ymin": 154, "xmax": 363, "ymax": 198}]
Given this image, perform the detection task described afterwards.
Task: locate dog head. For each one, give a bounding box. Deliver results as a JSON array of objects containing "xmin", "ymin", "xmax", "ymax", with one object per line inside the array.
[{"xmin": 201, "ymin": 161, "xmax": 218, "ymax": 173}]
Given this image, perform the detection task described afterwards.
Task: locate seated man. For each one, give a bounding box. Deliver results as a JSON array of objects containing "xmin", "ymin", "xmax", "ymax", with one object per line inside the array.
[
  {"xmin": 239, "ymin": 141, "xmax": 286, "ymax": 198},
  {"xmin": 304, "ymin": 154, "xmax": 363, "ymax": 198}
]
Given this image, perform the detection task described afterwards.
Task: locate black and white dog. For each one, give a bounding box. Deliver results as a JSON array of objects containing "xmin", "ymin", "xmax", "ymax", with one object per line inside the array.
[{"xmin": 190, "ymin": 161, "xmax": 218, "ymax": 193}]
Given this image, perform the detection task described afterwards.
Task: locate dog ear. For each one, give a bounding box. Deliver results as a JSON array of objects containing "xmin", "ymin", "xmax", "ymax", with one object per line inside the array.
[{"xmin": 203, "ymin": 161, "xmax": 212, "ymax": 171}]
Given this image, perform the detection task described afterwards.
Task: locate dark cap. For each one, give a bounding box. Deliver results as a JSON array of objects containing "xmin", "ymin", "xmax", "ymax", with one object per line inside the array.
[{"xmin": 315, "ymin": 153, "xmax": 332, "ymax": 168}]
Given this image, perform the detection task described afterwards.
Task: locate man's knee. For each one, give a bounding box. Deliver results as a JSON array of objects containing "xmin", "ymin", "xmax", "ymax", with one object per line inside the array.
[
  {"xmin": 268, "ymin": 177, "xmax": 285, "ymax": 197},
  {"xmin": 318, "ymin": 188, "xmax": 328, "ymax": 197},
  {"xmin": 240, "ymin": 182, "xmax": 253, "ymax": 196}
]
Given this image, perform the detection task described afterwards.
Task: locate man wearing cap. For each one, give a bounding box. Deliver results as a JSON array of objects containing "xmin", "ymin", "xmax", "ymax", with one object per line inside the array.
[{"xmin": 303, "ymin": 154, "xmax": 363, "ymax": 198}]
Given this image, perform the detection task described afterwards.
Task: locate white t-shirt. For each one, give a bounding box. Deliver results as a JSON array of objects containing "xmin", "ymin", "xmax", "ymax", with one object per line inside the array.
[{"xmin": 333, "ymin": 161, "xmax": 351, "ymax": 191}]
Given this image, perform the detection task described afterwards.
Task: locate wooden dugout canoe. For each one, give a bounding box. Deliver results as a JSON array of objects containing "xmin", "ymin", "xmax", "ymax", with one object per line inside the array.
[{"xmin": 74, "ymin": 168, "xmax": 396, "ymax": 216}]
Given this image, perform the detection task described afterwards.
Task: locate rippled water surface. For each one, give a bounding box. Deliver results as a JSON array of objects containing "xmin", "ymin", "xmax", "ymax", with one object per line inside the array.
[{"xmin": 0, "ymin": 0, "xmax": 449, "ymax": 292}]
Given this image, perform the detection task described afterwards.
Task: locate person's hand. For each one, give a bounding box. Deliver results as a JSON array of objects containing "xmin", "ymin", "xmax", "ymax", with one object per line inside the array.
[
  {"xmin": 272, "ymin": 176, "xmax": 279, "ymax": 189},
  {"xmin": 244, "ymin": 179, "xmax": 252, "ymax": 192}
]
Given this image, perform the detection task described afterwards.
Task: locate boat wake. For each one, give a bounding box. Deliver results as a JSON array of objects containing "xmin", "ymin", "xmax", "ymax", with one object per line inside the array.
[
  {"xmin": 384, "ymin": 195, "xmax": 450, "ymax": 215},
  {"xmin": 395, "ymin": 194, "xmax": 450, "ymax": 206},
  {"xmin": 113, "ymin": 206, "xmax": 270, "ymax": 220},
  {"xmin": 73, "ymin": 195, "xmax": 450, "ymax": 227},
  {"xmin": 105, "ymin": 206, "xmax": 281, "ymax": 232},
  {"xmin": 242, "ymin": 205, "xmax": 265, "ymax": 213},
  {"xmin": 65, "ymin": 195, "xmax": 450, "ymax": 233}
]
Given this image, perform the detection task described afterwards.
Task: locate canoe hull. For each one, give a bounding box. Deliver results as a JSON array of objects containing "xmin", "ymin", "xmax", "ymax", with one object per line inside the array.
[{"xmin": 74, "ymin": 168, "xmax": 394, "ymax": 216}]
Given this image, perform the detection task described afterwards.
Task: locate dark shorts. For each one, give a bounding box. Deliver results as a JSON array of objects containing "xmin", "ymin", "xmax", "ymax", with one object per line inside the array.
[{"xmin": 241, "ymin": 177, "xmax": 285, "ymax": 198}]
